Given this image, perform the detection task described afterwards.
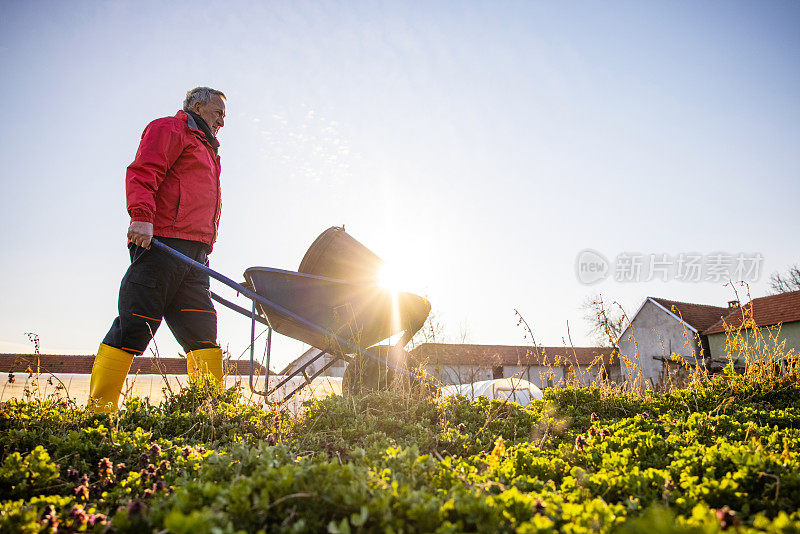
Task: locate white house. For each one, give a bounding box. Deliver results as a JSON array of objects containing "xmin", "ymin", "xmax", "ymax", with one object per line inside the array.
[{"xmin": 618, "ymin": 297, "xmax": 732, "ymax": 389}]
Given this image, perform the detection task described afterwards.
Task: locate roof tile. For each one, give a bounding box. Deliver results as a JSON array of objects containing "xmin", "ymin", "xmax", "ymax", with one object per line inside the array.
[
  {"xmin": 704, "ymin": 290, "xmax": 800, "ymax": 334},
  {"xmin": 650, "ymin": 297, "xmax": 731, "ymax": 332}
]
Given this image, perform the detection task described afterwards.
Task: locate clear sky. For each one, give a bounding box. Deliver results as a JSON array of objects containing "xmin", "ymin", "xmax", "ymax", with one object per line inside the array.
[{"xmin": 1, "ymin": 1, "xmax": 798, "ymax": 371}]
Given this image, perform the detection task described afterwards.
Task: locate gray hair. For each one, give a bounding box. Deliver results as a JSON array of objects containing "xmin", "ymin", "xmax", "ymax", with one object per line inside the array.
[{"xmin": 183, "ymin": 87, "xmax": 226, "ymax": 110}]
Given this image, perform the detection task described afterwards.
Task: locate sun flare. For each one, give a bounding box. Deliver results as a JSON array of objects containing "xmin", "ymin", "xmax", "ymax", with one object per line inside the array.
[
  {"xmin": 376, "ymin": 251, "xmax": 429, "ymax": 297},
  {"xmin": 378, "ymin": 263, "xmax": 406, "ymax": 293}
]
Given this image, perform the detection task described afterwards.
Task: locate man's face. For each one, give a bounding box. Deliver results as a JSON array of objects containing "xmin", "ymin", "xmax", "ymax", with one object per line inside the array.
[{"xmin": 192, "ymin": 94, "xmax": 226, "ymax": 135}]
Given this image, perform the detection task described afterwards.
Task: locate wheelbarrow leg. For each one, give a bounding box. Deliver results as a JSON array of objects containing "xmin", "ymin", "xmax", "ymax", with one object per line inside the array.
[
  {"xmin": 266, "ymin": 348, "xmax": 331, "ymax": 396},
  {"xmin": 249, "ymin": 300, "xmax": 272, "ymax": 397},
  {"xmin": 279, "ymin": 355, "xmax": 348, "ymax": 405}
]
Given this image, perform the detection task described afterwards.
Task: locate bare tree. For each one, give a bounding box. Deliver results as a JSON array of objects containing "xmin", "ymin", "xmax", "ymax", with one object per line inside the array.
[
  {"xmin": 409, "ymin": 307, "xmax": 446, "ymax": 348},
  {"xmin": 770, "ymin": 264, "xmax": 800, "ymax": 294},
  {"xmin": 582, "ymin": 294, "xmax": 627, "ymax": 349}
]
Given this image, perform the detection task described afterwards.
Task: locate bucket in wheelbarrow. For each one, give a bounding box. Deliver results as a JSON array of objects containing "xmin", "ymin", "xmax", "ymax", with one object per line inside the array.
[{"xmin": 298, "ymin": 226, "xmax": 384, "ymax": 283}]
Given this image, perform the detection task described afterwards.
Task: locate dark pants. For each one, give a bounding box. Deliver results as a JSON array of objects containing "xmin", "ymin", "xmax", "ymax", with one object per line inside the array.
[{"xmin": 103, "ymin": 237, "xmax": 218, "ymax": 355}]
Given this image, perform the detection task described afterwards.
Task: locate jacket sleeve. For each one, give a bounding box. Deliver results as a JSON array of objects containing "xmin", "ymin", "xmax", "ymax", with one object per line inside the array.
[{"xmin": 126, "ymin": 119, "xmax": 186, "ymax": 223}]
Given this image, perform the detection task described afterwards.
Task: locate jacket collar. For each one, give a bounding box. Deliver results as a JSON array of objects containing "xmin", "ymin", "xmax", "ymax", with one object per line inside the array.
[{"xmin": 176, "ymin": 110, "xmax": 220, "ymax": 151}]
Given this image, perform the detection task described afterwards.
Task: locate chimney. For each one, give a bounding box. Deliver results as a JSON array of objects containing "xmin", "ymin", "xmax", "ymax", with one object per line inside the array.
[{"xmin": 728, "ymin": 300, "xmax": 739, "ymax": 309}]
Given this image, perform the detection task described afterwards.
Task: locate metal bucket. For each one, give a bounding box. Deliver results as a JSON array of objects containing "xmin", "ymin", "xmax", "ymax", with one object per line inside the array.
[{"xmin": 298, "ymin": 226, "xmax": 384, "ymax": 284}]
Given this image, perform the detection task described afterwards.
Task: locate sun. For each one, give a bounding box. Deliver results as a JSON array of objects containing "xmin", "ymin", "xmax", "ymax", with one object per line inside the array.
[
  {"xmin": 375, "ymin": 252, "xmax": 429, "ymax": 296},
  {"xmin": 378, "ymin": 262, "xmax": 405, "ymax": 293}
]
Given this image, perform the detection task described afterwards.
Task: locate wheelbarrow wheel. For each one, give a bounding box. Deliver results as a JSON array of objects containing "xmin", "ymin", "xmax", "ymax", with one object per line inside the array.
[
  {"xmin": 342, "ymin": 346, "xmax": 434, "ymax": 396},
  {"xmin": 342, "ymin": 346, "xmax": 406, "ymax": 395},
  {"xmin": 343, "ymin": 347, "xmax": 393, "ymax": 395}
]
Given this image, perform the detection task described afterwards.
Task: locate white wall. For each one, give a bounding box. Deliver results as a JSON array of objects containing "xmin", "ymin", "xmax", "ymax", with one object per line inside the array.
[
  {"xmin": 618, "ymin": 300, "xmax": 703, "ymax": 388},
  {"xmin": 423, "ymin": 364, "xmax": 493, "ymax": 385}
]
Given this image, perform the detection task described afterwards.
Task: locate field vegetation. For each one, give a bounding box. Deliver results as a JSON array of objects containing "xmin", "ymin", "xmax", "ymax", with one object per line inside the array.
[{"xmin": 1, "ymin": 318, "xmax": 799, "ymax": 533}]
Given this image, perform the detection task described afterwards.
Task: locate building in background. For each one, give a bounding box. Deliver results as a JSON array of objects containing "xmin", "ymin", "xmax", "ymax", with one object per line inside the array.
[
  {"xmin": 618, "ymin": 297, "xmax": 731, "ymax": 389},
  {"xmin": 277, "ymin": 343, "xmax": 618, "ymax": 389},
  {"xmin": 703, "ymin": 290, "xmax": 800, "ymax": 368},
  {"xmin": 408, "ymin": 343, "xmax": 617, "ymax": 388}
]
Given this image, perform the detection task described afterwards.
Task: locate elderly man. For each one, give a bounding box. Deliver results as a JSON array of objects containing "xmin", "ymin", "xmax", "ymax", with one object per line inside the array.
[{"xmin": 88, "ymin": 87, "xmax": 227, "ymax": 412}]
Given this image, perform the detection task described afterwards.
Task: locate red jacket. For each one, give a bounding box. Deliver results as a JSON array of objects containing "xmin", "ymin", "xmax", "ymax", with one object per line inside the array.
[{"xmin": 127, "ymin": 111, "xmax": 222, "ymax": 251}]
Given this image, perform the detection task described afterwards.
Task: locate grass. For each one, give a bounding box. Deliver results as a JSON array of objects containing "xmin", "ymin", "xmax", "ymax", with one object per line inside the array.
[{"xmin": 0, "ymin": 310, "xmax": 799, "ymax": 532}]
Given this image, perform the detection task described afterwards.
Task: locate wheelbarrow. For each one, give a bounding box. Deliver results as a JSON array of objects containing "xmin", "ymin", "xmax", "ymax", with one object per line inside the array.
[{"xmin": 151, "ymin": 227, "xmax": 431, "ymax": 404}]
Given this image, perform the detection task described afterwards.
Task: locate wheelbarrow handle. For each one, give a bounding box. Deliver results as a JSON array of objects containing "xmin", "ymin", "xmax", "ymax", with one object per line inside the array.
[
  {"xmin": 151, "ymin": 239, "xmax": 263, "ymax": 306},
  {"xmin": 149, "ymin": 239, "xmax": 415, "ymax": 378}
]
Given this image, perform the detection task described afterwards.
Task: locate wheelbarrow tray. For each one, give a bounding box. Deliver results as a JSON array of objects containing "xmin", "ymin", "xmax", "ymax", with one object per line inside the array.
[{"xmin": 244, "ymin": 266, "xmax": 430, "ymax": 353}]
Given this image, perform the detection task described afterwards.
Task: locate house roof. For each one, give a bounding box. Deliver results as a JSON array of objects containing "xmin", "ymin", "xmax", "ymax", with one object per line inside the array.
[
  {"xmin": 704, "ymin": 290, "xmax": 800, "ymax": 334},
  {"xmin": 0, "ymin": 354, "xmax": 265, "ymax": 376},
  {"xmin": 409, "ymin": 344, "xmax": 615, "ymax": 368},
  {"xmin": 649, "ymin": 297, "xmax": 731, "ymax": 332}
]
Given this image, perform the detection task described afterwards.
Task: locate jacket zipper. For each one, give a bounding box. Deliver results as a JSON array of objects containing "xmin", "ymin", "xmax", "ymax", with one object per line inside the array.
[
  {"xmin": 212, "ymin": 157, "xmax": 220, "ymax": 240},
  {"xmin": 186, "ymin": 127, "xmax": 220, "ymax": 240},
  {"xmin": 199, "ymin": 137, "xmax": 221, "ymax": 242},
  {"xmin": 173, "ymin": 183, "xmax": 181, "ymax": 230}
]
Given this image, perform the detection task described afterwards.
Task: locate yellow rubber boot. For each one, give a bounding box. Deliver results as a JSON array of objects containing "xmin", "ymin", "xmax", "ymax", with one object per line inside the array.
[
  {"xmin": 88, "ymin": 344, "xmax": 135, "ymax": 413},
  {"xmin": 187, "ymin": 347, "xmax": 224, "ymax": 389}
]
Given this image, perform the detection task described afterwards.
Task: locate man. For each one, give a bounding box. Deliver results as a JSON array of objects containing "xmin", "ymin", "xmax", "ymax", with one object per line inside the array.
[{"xmin": 88, "ymin": 87, "xmax": 227, "ymax": 412}]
